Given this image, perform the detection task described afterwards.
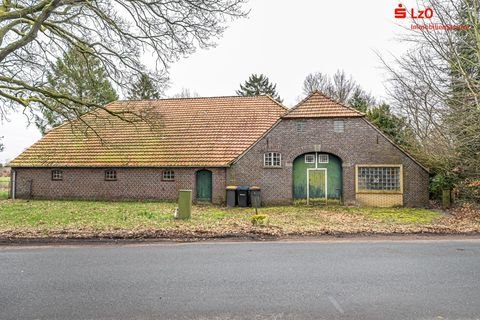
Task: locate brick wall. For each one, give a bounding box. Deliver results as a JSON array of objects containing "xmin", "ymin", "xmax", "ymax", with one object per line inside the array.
[
  {"xmin": 11, "ymin": 118, "xmax": 429, "ymax": 207},
  {"xmin": 228, "ymin": 117, "xmax": 429, "ymax": 207},
  {"xmin": 12, "ymin": 167, "xmax": 226, "ymax": 204}
]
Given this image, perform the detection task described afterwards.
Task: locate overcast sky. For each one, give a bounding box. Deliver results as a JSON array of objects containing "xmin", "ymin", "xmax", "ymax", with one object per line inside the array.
[{"xmin": 0, "ymin": 0, "xmax": 416, "ymax": 164}]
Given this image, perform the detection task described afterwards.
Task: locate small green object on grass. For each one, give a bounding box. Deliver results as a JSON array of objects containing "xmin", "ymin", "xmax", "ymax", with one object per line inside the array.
[
  {"xmin": 176, "ymin": 189, "xmax": 192, "ymax": 219},
  {"xmin": 251, "ymin": 214, "xmax": 269, "ymax": 227}
]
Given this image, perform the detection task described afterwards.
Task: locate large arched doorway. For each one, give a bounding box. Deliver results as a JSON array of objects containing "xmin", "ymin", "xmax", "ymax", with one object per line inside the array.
[
  {"xmin": 196, "ymin": 170, "xmax": 212, "ymax": 202},
  {"xmin": 293, "ymin": 152, "xmax": 342, "ymax": 205}
]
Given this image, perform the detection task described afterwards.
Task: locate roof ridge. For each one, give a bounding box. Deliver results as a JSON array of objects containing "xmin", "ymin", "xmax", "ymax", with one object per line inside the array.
[
  {"xmin": 283, "ymin": 90, "xmax": 318, "ymax": 116},
  {"xmin": 115, "ymin": 94, "xmax": 274, "ymax": 103},
  {"xmin": 282, "ymin": 90, "xmax": 365, "ymax": 118},
  {"xmin": 315, "ymin": 91, "xmax": 365, "ymax": 116}
]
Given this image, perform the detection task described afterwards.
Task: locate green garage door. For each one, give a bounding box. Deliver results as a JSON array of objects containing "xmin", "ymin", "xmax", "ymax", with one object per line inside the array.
[
  {"xmin": 196, "ymin": 170, "xmax": 212, "ymax": 202},
  {"xmin": 293, "ymin": 152, "xmax": 342, "ymax": 204},
  {"xmin": 308, "ymin": 169, "xmax": 327, "ymax": 205}
]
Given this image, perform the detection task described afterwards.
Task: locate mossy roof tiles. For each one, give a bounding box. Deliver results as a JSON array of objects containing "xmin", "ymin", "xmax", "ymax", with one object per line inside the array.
[{"xmin": 11, "ymin": 96, "xmax": 287, "ymax": 167}]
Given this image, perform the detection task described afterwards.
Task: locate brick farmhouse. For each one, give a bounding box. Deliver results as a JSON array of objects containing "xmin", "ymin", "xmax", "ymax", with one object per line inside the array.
[{"xmin": 9, "ymin": 92, "xmax": 429, "ymax": 207}]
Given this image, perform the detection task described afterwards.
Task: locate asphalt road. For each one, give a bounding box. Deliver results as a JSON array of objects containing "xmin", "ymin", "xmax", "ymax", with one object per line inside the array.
[{"xmin": 1, "ymin": 239, "xmax": 480, "ymax": 320}]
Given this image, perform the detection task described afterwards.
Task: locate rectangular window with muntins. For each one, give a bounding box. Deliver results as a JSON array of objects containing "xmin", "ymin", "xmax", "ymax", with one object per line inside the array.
[
  {"xmin": 163, "ymin": 170, "xmax": 175, "ymax": 181},
  {"xmin": 318, "ymin": 154, "xmax": 329, "ymax": 163},
  {"xmin": 305, "ymin": 154, "xmax": 315, "ymax": 163},
  {"xmin": 296, "ymin": 121, "xmax": 306, "ymax": 132},
  {"xmin": 264, "ymin": 152, "xmax": 281, "ymax": 167},
  {"xmin": 105, "ymin": 170, "xmax": 117, "ymax": 181},
  {"xmin": 356, "ymin": 165, "xmax": 402, "ymax": 193},
  {"xmin": 51, "ymin": 170, "xmax": 63, "ymax": 181},
  {"xmin": 334, "ymin": 120, "xmax": 344, "ymax": 133}
]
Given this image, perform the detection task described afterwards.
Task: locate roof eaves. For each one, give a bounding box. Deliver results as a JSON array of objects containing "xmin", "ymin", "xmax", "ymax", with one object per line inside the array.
[{"xmin": 10, "ymin": 164, "xmax": 231, "ymax": 168}]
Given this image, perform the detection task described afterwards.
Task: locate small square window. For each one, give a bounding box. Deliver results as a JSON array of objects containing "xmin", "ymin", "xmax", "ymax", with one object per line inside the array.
[
  {"xmin": 305, "ymin": 154, "xmax": 315, "ymax": 163},
  {"xmin": 105, "ymin": 170, "xmax": 117, "ymax": 181},
  {"xmin": 264, "ymin": 152, "xmax": 281, "ymax": 167},
  {"xmin": 51, "ymin": 170, "xmax": 63, "ymax": 181},
  {"xmin": 296, "ymin": 121, "xmax": 306, "ymax": 132},
  {"xmin": 163, "ymin": 170, "xmax": 175, "ymax": 181},
  {"xmin": 318, "ymin": 154, "xmax": 329, "ymax": 163},
  {"xmin": 334, "ymin": 120, "xmax": 345, "ymax": 133}
]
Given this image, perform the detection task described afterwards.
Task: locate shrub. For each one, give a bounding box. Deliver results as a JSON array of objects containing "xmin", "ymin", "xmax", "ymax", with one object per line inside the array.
[
  {"xmin": 455, "ymin": 179, "xmax": 480, "ymax": 204},
  {"xmin": 251, "ymin": 214, "xmax": 269, "ymax": 227},
  {"xmin": 430, "ymin": 174, "xmax": 456, "ymax": 199}
]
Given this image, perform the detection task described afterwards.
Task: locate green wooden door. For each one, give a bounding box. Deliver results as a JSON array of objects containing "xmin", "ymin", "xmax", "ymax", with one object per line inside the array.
[
  {"xmin": 293, "ymin": 153, "xmax": 343, "ymax": 204},
  {"xmin": 196, "ymin": 170, "xmax": 212, "ymax": 202},
  {"xmin": 308, "ymin": 169, "xmax": 327, "ymax": 205}
]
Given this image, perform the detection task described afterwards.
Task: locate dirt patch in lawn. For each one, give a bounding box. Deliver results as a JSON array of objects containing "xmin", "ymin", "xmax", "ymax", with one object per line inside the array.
[{"xmin": 0, "ymin": 200, "xmax": 479, "ymax": 242}]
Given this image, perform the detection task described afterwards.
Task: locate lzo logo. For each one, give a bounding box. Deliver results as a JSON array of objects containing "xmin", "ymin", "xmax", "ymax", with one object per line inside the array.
[{"xmin": 395, "ymin": 3, "xmax": 434, "ymax": 19}]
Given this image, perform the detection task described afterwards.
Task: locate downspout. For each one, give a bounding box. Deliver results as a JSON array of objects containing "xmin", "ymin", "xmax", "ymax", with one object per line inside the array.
[{"xmin": 11, "ymin": 169, "xmax": 16, "ymax": 200}]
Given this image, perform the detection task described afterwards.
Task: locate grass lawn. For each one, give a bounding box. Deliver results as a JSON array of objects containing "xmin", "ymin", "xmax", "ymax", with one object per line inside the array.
[{"xmin": 1, "ymin": 199, "xmax": 477, "ymax": 239}]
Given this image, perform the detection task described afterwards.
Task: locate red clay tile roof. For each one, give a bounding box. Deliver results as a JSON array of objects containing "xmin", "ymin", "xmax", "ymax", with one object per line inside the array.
[
  {"xmin": 10, "ymin": 96, "xmax": 287, "ymax": 167},
  {"xmin": 283, "ymin": 91, "xmax": 364, "ymax": 118}
]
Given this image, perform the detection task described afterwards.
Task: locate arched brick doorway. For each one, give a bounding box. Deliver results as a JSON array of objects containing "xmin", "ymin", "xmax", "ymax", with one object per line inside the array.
[{"xmin": 292, "ymin": 152, "xmax": 343, "ymax": 205}]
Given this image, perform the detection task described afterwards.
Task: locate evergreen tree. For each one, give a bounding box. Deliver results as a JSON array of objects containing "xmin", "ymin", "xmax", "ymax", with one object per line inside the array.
[
  {"xmin": 35, "ymin": 46, "xmax": 118, "ymax": 134},
  {"xmin": 367, "ymin": 103, "xmax": 412, "ymax": 148},
  {"xmin": 128, "ymin": 73, "xmax": 161, "ymax": 100},
  {"xmin": 348, "ymin": 87, "xmax": 376, "ymax": 113},
  {"xmin": 236, "ymin": 74, "xmax": 282, "ymax": 102},
  {"xmin": 446, "ymin": 0, "xmax": 480, "ymax": 177},
  {"xmin": 383, "ymin": 0, "xmax": 480, "ymax": 185}
]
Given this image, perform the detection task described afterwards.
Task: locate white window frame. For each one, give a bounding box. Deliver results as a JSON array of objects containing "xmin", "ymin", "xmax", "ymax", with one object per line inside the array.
[
  {"xmin": 162, "ymin": 170, "xmax": 175, "ymax": 181},
  {"xmin": 264, "ymin": 152, "xmax": 282, "ymax": 168},
  {"xmin": 318, "ymin": 154, "xmax": 329, "ymax": 164},
  {"xmin": 105, "ymin": 169, "xmax": 117, "ymax": 181},
  {"xmin": 355, "ymin": 165, "xmax": 403, "ymax": 193},
  {"xmin": 305, "ymin": 154, "xmax": 315, "ymax": 163}
]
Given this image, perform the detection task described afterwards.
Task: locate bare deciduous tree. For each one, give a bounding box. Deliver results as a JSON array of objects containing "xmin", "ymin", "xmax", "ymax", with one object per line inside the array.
[
  {"xmin": 171, "ymin": 88, "xmax": 200, "ymax": 99},
  {"xmin": 382, "ymin": 0, "xmax": 480, "ymax": 179},
  {"xmin": 302, "ymin": 72, "xmax": 332, "ymax": 96},
  {"xmin": 302, "ymin": 70, "xmax": 366, "ymax": 105},
  {"xmin": 0, "ymin": 0, "xmax": 247, "ymax": 126}
]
